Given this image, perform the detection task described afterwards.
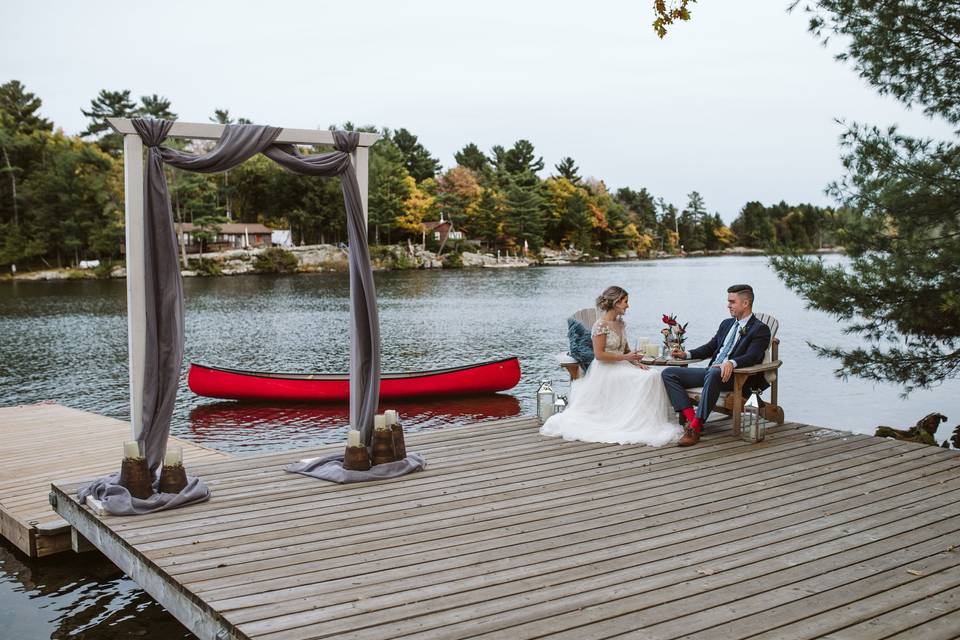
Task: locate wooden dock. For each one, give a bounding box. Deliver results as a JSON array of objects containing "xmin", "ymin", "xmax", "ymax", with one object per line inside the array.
[
  {"xmin": 0, "ymin": 403, "xmax": 230, "ymax": 557},
  {"xmin": 49, "ymin": 415, "xmax": 960, "ymax": 640}
]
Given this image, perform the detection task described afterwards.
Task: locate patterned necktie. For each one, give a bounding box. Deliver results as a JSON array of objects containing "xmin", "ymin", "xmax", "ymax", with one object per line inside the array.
[{"xmin": 712, "ymin": 322, "xmax": 739, "ymax": 366}]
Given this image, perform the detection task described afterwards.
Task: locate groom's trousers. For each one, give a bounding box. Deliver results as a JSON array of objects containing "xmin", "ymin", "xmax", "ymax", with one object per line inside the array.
[{"xmin": 661, "ymin": 366, "xmax": 734, "ymax": 422}]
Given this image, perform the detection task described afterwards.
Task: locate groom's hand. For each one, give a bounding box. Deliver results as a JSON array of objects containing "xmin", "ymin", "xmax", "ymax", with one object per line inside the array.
[
  {"xmin": 718, "ymin": 360, "xmax": 734, "ymax": 382},
  {"xmin": 671, "ymin": 348, "xmax": 686, "ymax": 359}
]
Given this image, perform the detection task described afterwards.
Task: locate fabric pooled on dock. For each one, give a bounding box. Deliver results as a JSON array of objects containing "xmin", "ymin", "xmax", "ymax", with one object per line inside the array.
[
  {"xmin": 285, "ymin": 453, "xmax": 426, "ymax": 484},
  {"xmin": 77, "ymin": 473, "xmax": 211, "ymax": 516}
]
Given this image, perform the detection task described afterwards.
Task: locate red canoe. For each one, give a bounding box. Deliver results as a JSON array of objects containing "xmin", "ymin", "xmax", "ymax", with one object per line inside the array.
[{"xmin": 187, "ymin": 357, "xmax": 521, "ymax": 402}]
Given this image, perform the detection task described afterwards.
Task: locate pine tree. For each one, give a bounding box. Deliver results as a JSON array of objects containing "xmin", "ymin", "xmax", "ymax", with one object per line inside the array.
[
  {"xmin": 472, "ymin": 188, "xmax": 503, "ymax": 248},
  {"xmin": 81, "ymin": 89, "xmax": 137, "ymax": 155},
  {"xmin": 0, "ymin": 81, "xmax": 52, "ymax": 134},
  {"xmin": 137, "ymin": 94, "xmax": 176, "ymax": 121},
  {"xmin": 210, "ymin": 109, "xmax": 252, "ymax": 125},
  {"xmin": 0, "ymin": 81, "xmax": 53, "ymax": 229},
  {"xmin": 554, "ymin": 157, "xmax": 581, "ymax": 184},
  {"xmin": 392, "ymin": 128, "xmax": 440, "ymax": 183},
  {"xmin": 504, "ymin": 139, "xmax": 544, "ymax": 176},
  {"xmin": 504, "ymin": 179, "xmax": 544, "ymax": 251},
  {"xmin": 771, "ymin": 0, "xmax": 960, "ymax": 391},
  {"xmin": 454, "ymin": 143, "xmax": 489, "ymax": 173},
  {"xmin": 678, "ymin": 191, "xmax": 708, "ymax": 251}
]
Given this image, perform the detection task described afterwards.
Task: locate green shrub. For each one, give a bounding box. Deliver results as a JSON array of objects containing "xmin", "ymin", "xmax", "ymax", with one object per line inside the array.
[
  {"xmin": 442, "ymin": 250, "xmax": 464, "ymax": 268},
  {"xmin": 253, "ymin": 248, "xmax": 299, "ymax": 274},
  {"xmin": 92, "ymin": 261, "xmax": 114, "ymax": 279},
  {"xmin": 187, "ymin": 257, "xmax": 223, "ymax": 276}
]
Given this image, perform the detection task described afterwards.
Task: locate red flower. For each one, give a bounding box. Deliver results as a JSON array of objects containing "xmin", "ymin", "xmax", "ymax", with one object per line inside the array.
[{"xmin": 661, "ymin": 314, "xmax": 671, "ymax": 325}]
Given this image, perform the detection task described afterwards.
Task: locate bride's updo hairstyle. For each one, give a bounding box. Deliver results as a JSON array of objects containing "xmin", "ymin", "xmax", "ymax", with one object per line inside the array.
[{"xmin": 596, "ymin": 286, "xmax": 628, "ymax": 312}]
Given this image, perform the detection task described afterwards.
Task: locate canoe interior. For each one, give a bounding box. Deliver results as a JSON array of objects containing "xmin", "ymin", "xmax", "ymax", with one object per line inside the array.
[{"xmin": 190, "ymin": 357, "xmax": 520, "ymax": 381}]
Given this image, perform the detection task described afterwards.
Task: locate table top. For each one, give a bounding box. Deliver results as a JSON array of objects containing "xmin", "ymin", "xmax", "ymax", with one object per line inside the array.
[{"xmin": 639, "ymin": 357, "xmax": 690, "ymax": 367}]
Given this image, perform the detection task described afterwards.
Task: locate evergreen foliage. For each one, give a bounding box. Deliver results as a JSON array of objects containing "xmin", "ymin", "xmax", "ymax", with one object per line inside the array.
[
  {"xmin": 0, "ymin": 81, "xmax": 848, "ymax": 273},
  {"xmin": 770, "ymin": 0, "xmax": 960, "ymax": 391}
]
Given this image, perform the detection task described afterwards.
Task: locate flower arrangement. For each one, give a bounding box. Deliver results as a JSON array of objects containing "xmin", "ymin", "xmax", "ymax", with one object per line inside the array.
[{"xmin": 661, "ymin": 314, "xmax": 688, "ymax": 351}]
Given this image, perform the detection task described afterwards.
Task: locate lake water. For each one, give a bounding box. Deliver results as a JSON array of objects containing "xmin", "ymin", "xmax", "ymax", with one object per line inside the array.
[{"xmin": 2, "ymin": 255, "xmax": 959, "ymax": 638}]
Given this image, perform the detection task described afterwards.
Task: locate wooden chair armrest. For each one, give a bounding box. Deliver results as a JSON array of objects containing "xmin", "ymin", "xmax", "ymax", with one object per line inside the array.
[{"xmin": 733, "ymin": 360, "xmax": 782, "ymax": 375}]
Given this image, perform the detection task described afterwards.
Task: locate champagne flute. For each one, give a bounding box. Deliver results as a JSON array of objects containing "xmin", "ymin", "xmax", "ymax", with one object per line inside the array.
[{"xmin": 635, "ymin": 336, "xmax": 649, "ymax": 361}]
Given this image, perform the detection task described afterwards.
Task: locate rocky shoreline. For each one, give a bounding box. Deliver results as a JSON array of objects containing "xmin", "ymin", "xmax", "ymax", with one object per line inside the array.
[{"xmin": 2, "ymin": 245, "xmax": 839, "ymax": 281}]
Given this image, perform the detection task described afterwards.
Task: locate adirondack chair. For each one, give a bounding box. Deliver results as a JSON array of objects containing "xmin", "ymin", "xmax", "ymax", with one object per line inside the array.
[
  {"xmin": 685, "ymin": 312, "xmax": 785, "ymax": 436},
  {"xmin": 559, "ymin": 307, "xmax": 598, "ymax": 381}
]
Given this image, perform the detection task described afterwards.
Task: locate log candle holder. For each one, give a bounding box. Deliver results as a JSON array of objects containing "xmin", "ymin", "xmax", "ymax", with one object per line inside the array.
[
  {"xmin": 159, "ymin": 463, "xmax": 188, "ymax": 494},
  {"xmin": 385, "ymin": 409, "xmax": 406, "ymax": 460},
  {"xmin": 343, "ymin": 429, "xmax": 371, "ymax": 470},
  {"xmin": 343, "ymin": 446, "xmax": 371, "ymax": 471},
  {"xmin": 119, "ymin": 457, "xmax": 154, "ymax": 500},
  {"xmin": 371, "ymin": 415, "xmax": 396, "ymax": 465}
]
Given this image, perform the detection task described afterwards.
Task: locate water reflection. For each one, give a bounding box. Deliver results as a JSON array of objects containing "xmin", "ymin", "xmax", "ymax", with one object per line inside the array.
[
  {"xmin": 187, "ymin": 394, "xmax": 521, "ymax": 452},
  {"xmin": 0, "ymin": 539, "xmax": 192, "ymax": 640},
  {"xmin": 4, "ymin": 257, "xmax": 960, "ymax": 639}
]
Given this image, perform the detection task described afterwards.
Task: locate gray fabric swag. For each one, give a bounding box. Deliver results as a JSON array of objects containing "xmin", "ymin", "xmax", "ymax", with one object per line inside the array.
[
  {"xmin": 78, "ymin": 472, "xmax": 211, "ymax": 516},
  {"xmin": 78, "ymin": 119, "xmax": 382, "ymax": 515},
  {"xmin": 285, "ymin": 452, "xmax": 426, "ymax": 484}
]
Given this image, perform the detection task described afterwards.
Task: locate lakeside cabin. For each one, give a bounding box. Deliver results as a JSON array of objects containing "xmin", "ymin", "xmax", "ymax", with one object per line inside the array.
[
  {"xmin": 175, "ymin": 222, "xmax": 273, "ymax": 253},
  {"xmin": 421, "ymin": 215, "xmax": 464, "ymax": 249}
]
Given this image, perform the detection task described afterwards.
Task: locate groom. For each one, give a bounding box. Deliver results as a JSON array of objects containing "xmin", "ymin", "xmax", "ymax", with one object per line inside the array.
[{"xmin": 661, "ymin": 284, "xmax": 771, "ymax": 446}]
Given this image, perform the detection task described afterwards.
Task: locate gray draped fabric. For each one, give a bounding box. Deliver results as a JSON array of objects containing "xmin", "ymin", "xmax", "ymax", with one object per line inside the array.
[
  {"xmin": 132, "ymin": 119, "xmax": 283, "ymax": 472},
  {"xmin": 77, "ymin": 472, "xmax": 211, "ymax": 516},
  {"xmin": 78, "ymin": 119, "xmax": 383, "ymax": 515},
  {"xmin": 285, "ymin": 452, "xmax": 426, "ymax": 484},
  {"xmin": 263, "ymin": 133, "xmax": 381, "ymax": 444}
]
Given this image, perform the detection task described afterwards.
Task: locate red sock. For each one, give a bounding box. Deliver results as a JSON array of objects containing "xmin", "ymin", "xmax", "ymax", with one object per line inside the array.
[
  {"xmin": 689, "ymin": 417, "xmax": 704, "ymax": 432},
  {"xmin": 681, "ymin": 407, "xmax": 696, "ymax": 423}
]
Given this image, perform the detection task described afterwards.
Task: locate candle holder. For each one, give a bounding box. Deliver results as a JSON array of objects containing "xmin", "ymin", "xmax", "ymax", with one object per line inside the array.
[
  {"xmin": 371, "ymin": 426, "xmax": 396, "ymax": 465},
  {"xmin": 390, "ymin": 423, "xmax": 407, "ymax": 460},
  {"xmin": 159, "ymin": 463, "xmax": 188, "ymax": 494},
  {"xmin": 119, "ymin": 456, "xmax": 154, "ymax": 500},
  {"xmin": 386, "ymin": 410, "xmax": 407, "ymax": 460},
  {"xmin": 343, "ymin": 445, "xmax": 371, "ymax": 471}
]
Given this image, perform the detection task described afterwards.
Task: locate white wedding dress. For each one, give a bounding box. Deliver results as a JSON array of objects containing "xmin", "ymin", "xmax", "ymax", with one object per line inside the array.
[{"xmin": 541, "ymin": 318, "xmax": 683, "ymax": 446}]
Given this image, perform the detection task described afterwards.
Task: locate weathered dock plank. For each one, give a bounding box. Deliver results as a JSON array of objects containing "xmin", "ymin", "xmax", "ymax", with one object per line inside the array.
[
  {"xmin": 0, "ymin": 403, "xmax": 230, "ymax": 557},
  {"xmin": 49, "ymin": 415, "xmax": 960, "ymax": 640}
]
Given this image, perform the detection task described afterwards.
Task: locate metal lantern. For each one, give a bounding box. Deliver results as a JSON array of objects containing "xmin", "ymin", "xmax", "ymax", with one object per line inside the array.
[
  {"xmin": 553, "ymin": 395, "xmax": 568, "ymax": 415},
  {"xmin": 537, "ymin": 379, "xmax": 556, "ymax": 423},
  {"xmin": 740, "ymin": 392, "xmax": 766, "ymax": 443}
]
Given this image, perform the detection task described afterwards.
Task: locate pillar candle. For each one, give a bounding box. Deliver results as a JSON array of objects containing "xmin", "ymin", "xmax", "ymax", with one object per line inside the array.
[
  {"xmin": 123, "ymin": 441, "xmax": 140, "ymax": 459},
  {"xmin": 163, "ymin": 446, "xmax": 183, "ymax": 467},
  {"xmin": 374, "ymin": 414, "xmax": 388, "ymax": 431},
  {"xmin": 384, "ymin": 409, "xmax": 398, "ymax": 425},
  {"xmin": 347, "ymin": 430, "xmax": 361, "ymax": 448}
]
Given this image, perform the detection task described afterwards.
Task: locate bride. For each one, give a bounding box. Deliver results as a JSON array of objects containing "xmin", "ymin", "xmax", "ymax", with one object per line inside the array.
[{"xmin": 541, "ymin": 285, "xmax": 682, "ymax": 446}]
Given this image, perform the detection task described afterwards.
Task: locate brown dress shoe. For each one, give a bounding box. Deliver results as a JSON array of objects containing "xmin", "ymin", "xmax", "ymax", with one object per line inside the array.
[{"xmin": 677, "ymin": 427, "xmax": 701, "ymax": 447}]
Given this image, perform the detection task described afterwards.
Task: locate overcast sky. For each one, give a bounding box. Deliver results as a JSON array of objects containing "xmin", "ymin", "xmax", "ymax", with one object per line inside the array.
[{"xmin": 1, "ymin": 0, "xmax": 954, "ymax": 220}]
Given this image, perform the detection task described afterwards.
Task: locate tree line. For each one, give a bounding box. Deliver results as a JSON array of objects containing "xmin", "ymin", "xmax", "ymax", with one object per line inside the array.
[{"xmin": 0, "ymin": 81, "xmax": 847, "ymax": 269}]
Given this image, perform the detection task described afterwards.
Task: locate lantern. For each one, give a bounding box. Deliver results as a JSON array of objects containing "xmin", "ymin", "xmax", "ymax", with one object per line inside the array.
[
  {"xmin": 553, "ymin": 395, "xmax": 568, "ymax": 415},
  {"xmin": 537, "ymin": 380, "xmax": 556, "ymax": 423},
  {"xmin": 740, "ymin": 392, "xmax": 766, "ymax": 443}
]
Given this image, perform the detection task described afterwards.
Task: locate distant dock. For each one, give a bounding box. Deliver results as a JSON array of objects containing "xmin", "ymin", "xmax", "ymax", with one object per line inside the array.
[
  {"xmin": 42, "ymin": 413, "xmax": 960, "ymax": 639},
  {"xmin": 0, "ymin": 404, "xmax": 229, "ymax": 557}
]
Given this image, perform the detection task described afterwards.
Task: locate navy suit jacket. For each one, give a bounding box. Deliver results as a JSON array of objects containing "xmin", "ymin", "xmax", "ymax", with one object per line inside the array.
[{"xmin": 689, "ymin": 315, "xmax": 772, "ymax": 390}]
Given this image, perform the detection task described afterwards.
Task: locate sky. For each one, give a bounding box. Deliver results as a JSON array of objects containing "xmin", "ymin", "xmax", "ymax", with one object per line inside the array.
[{"xmin": 1, "ymin": 0, "xmax": 955, "ymax": 221}]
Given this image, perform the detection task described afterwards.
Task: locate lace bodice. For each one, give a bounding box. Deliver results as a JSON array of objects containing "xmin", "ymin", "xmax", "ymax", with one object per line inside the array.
[{"xmin": 592, "ymin": 319, "xmax": 628, "ymax": 353}]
